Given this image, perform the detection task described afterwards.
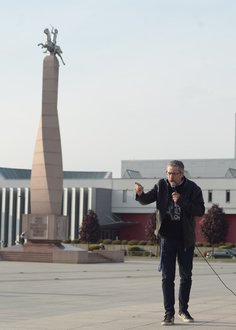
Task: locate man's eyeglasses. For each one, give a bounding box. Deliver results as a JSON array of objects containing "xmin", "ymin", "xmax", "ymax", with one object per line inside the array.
[{"xmin": 166, "ymin": 172, "xmax": 181, "ymax": 176}]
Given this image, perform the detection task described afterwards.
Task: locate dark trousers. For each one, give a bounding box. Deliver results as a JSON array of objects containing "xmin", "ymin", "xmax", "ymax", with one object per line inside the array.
[{"xmin": 160, "ymin": 238, "xmax": 194, "ymax": 316}]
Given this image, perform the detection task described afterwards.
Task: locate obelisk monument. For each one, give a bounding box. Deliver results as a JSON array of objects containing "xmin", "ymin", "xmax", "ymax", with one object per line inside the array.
[
  {"xmin": 23, "ymin": 27, "xmax": 68, "ymax": 244},
  {"xmin": 0, "ymin": 27, "xmax": 124, "ymax": 264}
]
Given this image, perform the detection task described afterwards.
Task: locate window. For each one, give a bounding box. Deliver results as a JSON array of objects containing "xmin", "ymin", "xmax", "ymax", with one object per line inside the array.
[
  {"xmin": 208, "ymin": 190, "xmax": 212, "ymax": 203},
  {"xmin": 122, "ymin": 190, "xmax": 127, "ymax": 203},
  {"xmin": 226, "ymin": 190, "xmax": 230, "ymax": 203}
]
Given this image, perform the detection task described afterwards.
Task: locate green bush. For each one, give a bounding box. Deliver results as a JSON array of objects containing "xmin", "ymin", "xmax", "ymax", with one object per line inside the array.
[
  {"xmin": 130, "ymin": 251, "xmax": 151, "ymax": 256},
  {"xmin": 102, "ymin": 239, "xmax": 112, "ymax": 245},
  {"xmin": 138, "ymin": 240, "xmax": 147, "ymax": 245},
  {"xmin": 218, "ymin": 244, "xmax": 234, "ymax": 249},
  {"xmin": 112, "ymin": 240, "xmax": 121, "ymax": 245},
  {"xmin": 146, "ymin": 240, "xmax": 155, "ymax": 245},
  {"xmin": 88, "ymin": 244, "xmax": 100, "ymax": 251},
  {"xmin": 127, "ymin": 246, "xmax": 151, "ymax": 256},
  {"xmin": 128, "ymin": 246, "xmax": 143, "ymax": 252},
  {"xmin": 121, "ymin": 240, "xmax": 128, "ymax": 245},
  {"xmin": 71, "ymin": 239, "xmax": 80, "ymax": 244},
  {"xmin": 128, "ymin": 240, "xmax": 139, "ymax": 245}
]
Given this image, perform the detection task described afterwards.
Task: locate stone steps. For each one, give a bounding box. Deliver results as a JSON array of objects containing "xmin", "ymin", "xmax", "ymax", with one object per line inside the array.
[
  {"xmin": 0, "ymin": 244, "xmax": 124, "ymax": 264},
  {"xmin": 0, "ymin": 251, "xmax": 52, "ymax": 263},
  {"xmin": 87, "ymin": 252, "xmax": 113, "ymax": 263}
]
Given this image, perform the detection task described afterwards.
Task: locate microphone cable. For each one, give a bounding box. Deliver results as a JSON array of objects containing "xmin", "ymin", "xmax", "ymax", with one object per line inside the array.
[{"xmin": 195, "ymin": 246, "xmax": 236, "ymax": 297}]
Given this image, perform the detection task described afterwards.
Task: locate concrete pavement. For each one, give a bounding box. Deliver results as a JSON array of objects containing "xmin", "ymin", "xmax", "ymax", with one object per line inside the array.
[{"xmin": 0, "ymin": 258, "xmax": 235, "ymax": 330}]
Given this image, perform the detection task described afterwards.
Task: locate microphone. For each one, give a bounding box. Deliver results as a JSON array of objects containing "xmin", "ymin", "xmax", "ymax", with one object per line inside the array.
[{"xmin": 170, "ymin": 182, "xmax": 176, "ymax": 192}]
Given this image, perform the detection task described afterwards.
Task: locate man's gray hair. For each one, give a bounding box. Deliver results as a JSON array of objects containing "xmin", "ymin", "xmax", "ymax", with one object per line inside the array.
[{"xmin": 167, "ymin": 160, "xmax": 184, "ymax": 173}]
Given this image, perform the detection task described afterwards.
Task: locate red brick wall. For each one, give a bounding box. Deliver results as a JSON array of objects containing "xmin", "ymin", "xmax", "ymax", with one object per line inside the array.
[
  {"xmin": 117, "ymin": 213, "xmax": 150, "ymax": 241},
  {"xmin": 117, "ymin": 213, "xmax": 236, "ymax": 243}
]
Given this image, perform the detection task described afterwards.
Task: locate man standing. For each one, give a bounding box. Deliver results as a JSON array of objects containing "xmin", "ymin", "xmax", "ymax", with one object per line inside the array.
[{"xmin": 135, "ymin": 160, "xmax": 205, "ymax": 326}]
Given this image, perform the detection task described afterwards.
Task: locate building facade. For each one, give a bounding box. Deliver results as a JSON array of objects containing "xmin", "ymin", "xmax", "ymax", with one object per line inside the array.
[{"xmin": 1, "ymin": 158, "xmax": 236, "ymax": 247}]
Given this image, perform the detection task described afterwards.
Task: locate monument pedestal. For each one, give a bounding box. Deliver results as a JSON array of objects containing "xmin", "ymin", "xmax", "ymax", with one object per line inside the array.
[
  {"xmin": 0, "ymin": 213, "xmax": 124, "ymax": 264},
  {"xmin": 22, "ymin": 214, "xmax": 68, "ymax": 243},
  {"xmin": 17, "ymin": 214, "xmax": 85, "ymax": 263},
  {"xmin": 0, "ymin": 214, "xmax": 124, "ymax": 263}
]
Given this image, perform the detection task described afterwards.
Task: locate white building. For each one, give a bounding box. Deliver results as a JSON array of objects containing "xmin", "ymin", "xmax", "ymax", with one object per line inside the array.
[{"xmin": 1, "ymin": 154, "xmax": 236, "ymax": 246}]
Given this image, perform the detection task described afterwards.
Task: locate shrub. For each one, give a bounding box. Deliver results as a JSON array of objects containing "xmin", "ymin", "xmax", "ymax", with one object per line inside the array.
[
  {"xmin": 130, "ymin": 251, "xmax": 151, "ymax": 256},
  {"xmin": 112, "ymin": 240, "xmax": 121, "ymax": 245},
  {"xmin": 127, "ymin": 246, "xmax": 151, "ymax": 256},
  {"xmin": 88, "ymin": 244, "xmax": 100, "ymax": 251},
  {"xmin": 102, "ymin": 239, "xmax": 112, "ymax": 245},
  {"xmin": 128, "ymin": 240, "xmax": 139, "ymax": 245},
  {"xmin": 138, "ymin": 240, "xmax": 147, "ymax": 245},
  {"xmin": 218, "ymin": 244, "xmax": 234, "ymax": 249},
  {"xmin": 71, "ymin": 239, "xmax": 80, "ymax": 244},
  {"xmin": 146, "ymin": 240, "xmax": 155, "ymax": 246},
  {"xmin": 128, "ymin": 246, "xmax": 142, "ymax": 252},
  {"xmin": 121, "ymin": 240, "xmax": 128, "ymax": 245}
]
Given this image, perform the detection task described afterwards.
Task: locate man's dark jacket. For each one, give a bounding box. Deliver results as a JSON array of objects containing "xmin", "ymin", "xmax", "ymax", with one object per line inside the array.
[{"xmin": 136, "ymin": 178, "xmax": 205, "ymax": 248}]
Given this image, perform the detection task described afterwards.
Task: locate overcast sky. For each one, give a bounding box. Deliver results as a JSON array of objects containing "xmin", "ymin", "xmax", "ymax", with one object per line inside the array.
[{"xmin": 1, "ymin": 0, "xmax": 236, "ymax": 177}]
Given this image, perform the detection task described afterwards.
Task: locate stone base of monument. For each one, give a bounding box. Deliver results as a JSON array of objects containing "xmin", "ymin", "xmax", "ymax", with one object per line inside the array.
[
  {"xmin": 22, "ymin": 214, "xmax": 69, "ymax": 242},
  {"xmin": 0, "ymin": 214, "xmax": 124, "ymax": 264},
  {"xmin": 0, "ymin": 242, "xmax": 124, "ymax": 263}
]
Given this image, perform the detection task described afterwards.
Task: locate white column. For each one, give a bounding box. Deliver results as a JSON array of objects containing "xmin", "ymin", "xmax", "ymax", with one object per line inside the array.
[
  {"xmin": 79, "ymin": 188, "xmax": 84, "ymax": 230},
  {"xmin": 70, "ymin": 188, "xmax": 76, "ymax": 240},
  {"xmin": 63, "ymin": 187, "xmax": 68, "ymax": 216},
  {"xmin": 88, "ymin": 187, "xmax": 96, "ymax": 211},
  {"xmin": 16, "ymin": 188, "xmax": 22, "ymax": 240},
  {"xmin": 24, "ymin": 187, "xmax": 29, "ymax": 214},
  {"xmin": 1, "ymin": 188, "xmax": 7, "ymax": 247},
  {"xmin": 88, "ymin": 187, "xmax": 92, "ymax": 210},
  {"xmin": 8, "ymin": 188, "xmax": 14, "ymax": 246},
  {"xmin": 235, "ymin": 113, "xmax": 236, "ymax": 158}
]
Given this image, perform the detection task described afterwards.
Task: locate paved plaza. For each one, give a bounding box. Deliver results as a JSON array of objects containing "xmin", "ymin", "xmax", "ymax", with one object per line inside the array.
[{"xmin": 0, "ymin": 258, "xmax": 235, "ymax": 330}]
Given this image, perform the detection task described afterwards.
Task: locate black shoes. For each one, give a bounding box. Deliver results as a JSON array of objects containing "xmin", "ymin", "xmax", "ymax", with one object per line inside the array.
[
  {"xmin": 178, "ymin": 311, "xmax": 194, "ymax": 323},
  {"xmin": 161, "ymin": 313, "xmax": 174, "ymax": 326},
  {"xmin": 161, "ymin": 311, "xmax": 194, "ymax": 326}
]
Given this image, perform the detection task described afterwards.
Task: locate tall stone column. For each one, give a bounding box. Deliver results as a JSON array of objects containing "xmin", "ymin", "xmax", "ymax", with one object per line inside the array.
[
  {"xmin": 23, "ymin": 54, "xmax": 68, "ymax": 243},
  {"xmin": 31, "ymin": 55, "xmax": 63, "ymax": 215}
]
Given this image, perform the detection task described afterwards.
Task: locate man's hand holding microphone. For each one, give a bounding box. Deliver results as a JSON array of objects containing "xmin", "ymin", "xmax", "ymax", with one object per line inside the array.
[{"xmin": 170, "ymin": 182, "xmax": 180, "ymax": 205}]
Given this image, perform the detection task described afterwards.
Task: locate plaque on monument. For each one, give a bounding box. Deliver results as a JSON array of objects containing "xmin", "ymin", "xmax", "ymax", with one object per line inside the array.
[
  {"xmin": 55, "ymin": 216, "xmax": 68, "ymax": 240},
  {"xmin": 29, "ymin": 215, "xmax": 49, "ymax": 239},
  {"xmin": 23, "ymin": 214, "xmax": 68, "ymax": 242}
]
